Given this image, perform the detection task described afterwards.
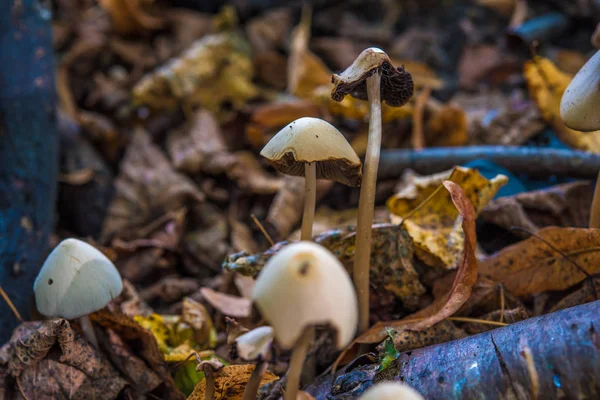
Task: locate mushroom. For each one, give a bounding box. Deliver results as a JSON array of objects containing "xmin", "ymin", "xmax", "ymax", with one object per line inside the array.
[
  {"xmin": 331, "ymin": 48, "xmax": 413, "ymax": 333},
  {"xmin": 252, "ymin": 241, "xmax": 358, "ymax": 400},
  {"xmin": 34, "ymin": 238, "xmax": 123, "ymax": 348},
  {"xmin": 196, "ymin": 357, "xmax": 225, "ymax": 400},
  {"xmin": 260, "ymin": 117, "xmax": 361, "ymax": 241},
  {"xmin": 234, "ymin": 326, "xmax": 275, "ymax": 400},
  {"xmin": 359, "ymin": 382, "xmax": 424, "ymax": 400},
  {"xmin": 560, "ymin": 50, "xmax": 600, "ymax": 227}
]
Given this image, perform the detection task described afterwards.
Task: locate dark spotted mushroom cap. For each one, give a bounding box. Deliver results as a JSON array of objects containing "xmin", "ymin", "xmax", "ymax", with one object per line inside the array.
[{"xmin": 331, "ymin": 47, "xmax": 414, "ymax": 107}]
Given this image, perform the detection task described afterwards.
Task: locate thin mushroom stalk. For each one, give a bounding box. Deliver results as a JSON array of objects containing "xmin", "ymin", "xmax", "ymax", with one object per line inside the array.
[
  {"xmin": 285, "ymin": 326, "xmax": 315, "ymax": 400},
  {"xmin": 79, "ymin": 315, "xmax": 99, "ymax": 348},
  {"xmin": 204, "ymin": 368, "xmax": 215, "ymax": 400},
  {"xmin": 242, "ymin": 356, "xmax": 268, "ymax": 400},
  {"xmin": 301, "ymin": 162, "xmax": 317, "ymax": 241},
  {"xmin": 353, "ymin": 72, "xmax": 382, "ymax": 333}
]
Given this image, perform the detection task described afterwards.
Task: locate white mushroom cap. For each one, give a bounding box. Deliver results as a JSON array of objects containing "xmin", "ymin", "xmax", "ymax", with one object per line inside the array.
[
  {"xmin": 235, "ymin": 326, "xmax": 274, "ymax": 360},
  {"xmin": 251, "ymin": 241, "xmax": 358, "ymax": 350},
  {"xmin": 260, "ymin": 117, "xmax": 362, "ymax": 187},
  {"xmin": 34, "ymin": 238, "xmax": 123, "ymax": 319},
  {"xmin": 359, "ymin": 382, "xmax": 424, "ymax": 400},
  {"xmin": 560, "ymin": 50, "xmax": 600, "ymax": 132}
]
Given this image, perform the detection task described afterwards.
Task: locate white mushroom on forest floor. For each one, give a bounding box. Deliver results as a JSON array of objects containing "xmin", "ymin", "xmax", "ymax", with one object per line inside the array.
[
  {"xmin": 359, "ymin": 382, "xmax": 424, "ymax": 400},
  {"xmin": 234, "ymin": 326, "xmax": 275, "ymax": 400},
  {"xmin": 252, "ymin": 241, "xmax": 358, "ymax": 400},
  {"xmin": 560, "ymin": 50, "xmax": 600, "ymax": 228},
  {"xmin": 331, "ymin": 48, "xmax": 413, "ymax": 333},
  {"xmin": 34, "ymin": 238, "xmax": 123, "ymax": 348},
  {"xmin": 260, "ymin": 117, "xmax": 361, "ymax": 241}
]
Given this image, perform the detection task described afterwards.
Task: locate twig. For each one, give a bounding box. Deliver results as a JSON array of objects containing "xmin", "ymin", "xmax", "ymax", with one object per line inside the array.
[
  {"xmin": 251, "ymin": 214, "xmax": 275, "ymax": 247},
  {"xmin": 510, "ymin": 226, "xmax": 599, "ymax": 300},
  {"xmin": 0, "ymin": 285, "xmax": 23, "ymax": 322},
  {"xmin": 499, "ymin": 284, "xmax": 505, "ymax": 324},
  {"xmin": 378, "ymin": 146, "xmax": 600, "ymax": 180},
  {"xmin": 411, "ymin": 87, "xmax": 430, "ymax": 150},
  {"xmin": 521, "ymin": 346, "xmax": 539, "ymax": 399}
]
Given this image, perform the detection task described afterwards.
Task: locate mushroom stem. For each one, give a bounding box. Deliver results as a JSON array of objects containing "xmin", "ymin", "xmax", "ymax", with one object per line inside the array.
[
  {"xmin": 204, "ymin": 367, "xmax": 215, "ymax": 400},
  {"xmin": 353, "ymin": 72, "xmax": 382, "ymax": 333},
  {"xmin": 242, "ymin": 358, "xmax": 268, "ymax": 400},
  {"xmin": 301, "ymin": 162, "xmax": 317, "ymax": 241},
  {"xmin": 284, "ymin": 326, "xmax": 315, "ymax": 400},
  {"xmin": 590, "ymin": 171, "xmax": 600, "ymax": 228},
  {"xmin": 79, "ymin": 315, "xmax": 99, "ymax": 348}
]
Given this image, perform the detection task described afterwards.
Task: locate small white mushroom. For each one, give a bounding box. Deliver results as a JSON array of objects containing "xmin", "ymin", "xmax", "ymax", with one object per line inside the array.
[
  {"xmin": 560, "ymin": 50, "xmax": 600, "ymax": 132},
  {"xmin": 252, "ymin": 241, "xmax": 358, "ymax": 400},
  {"xmin": 34, "ymin": 238, "xmax": 123, "ymax": 348},
  {"xmin": 359, "ymin": 382, "xmax": 424, "ymax": 400},
  {"xmin": 260, "ymin": 117, "xmax": 361, "ymax": 241},
  {"xmin": 235, "ymin": 326, "xmax": 275, "ymax": 400}
]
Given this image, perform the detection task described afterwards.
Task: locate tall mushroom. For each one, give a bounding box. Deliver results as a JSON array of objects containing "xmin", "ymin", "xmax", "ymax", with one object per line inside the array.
[
  {"xmin": 260, "ymin": 117, "xmax": 361, "ymax": 241},
  {"xmin": 560, "ymin": 50, "xmax": 600, "ymax": 227},
  {"xmin": 359, "ymin": 382, "xmax": 424, "ymax": 400},
  {"xmin": 34, "ymin": 238, "xmax": 123, "ymax": 348},
  {"xmin": 234, "ymin": 326, "xmax": 275, "ymax": 400},
  {"xmin": 252, "ymin": 241, "xmax": 358, "ymax": 400},
  {"xmin": 331, "ymin": 48, "xmax": 413, "ymax": 332}
]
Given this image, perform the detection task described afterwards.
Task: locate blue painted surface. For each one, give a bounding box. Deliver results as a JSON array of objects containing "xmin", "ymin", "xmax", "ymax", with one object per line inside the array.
[{"xmin": 0, "ymin": 0, "xmax": 58, "ymax": 341}]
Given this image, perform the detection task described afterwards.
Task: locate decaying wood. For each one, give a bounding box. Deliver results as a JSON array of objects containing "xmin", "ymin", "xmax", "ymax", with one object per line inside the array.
[{"xmin": 306, "ymin": 301, "xmax": 600, "ymax": 399}]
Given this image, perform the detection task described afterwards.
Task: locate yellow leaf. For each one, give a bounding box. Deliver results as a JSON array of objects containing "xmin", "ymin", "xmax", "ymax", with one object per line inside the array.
[
  {"xmin": 187, "ymin": 364, "xmax": 278, "ymax": 400},
  {"xmin": 134, "ymin": 298, "xmax": 216, "ymax": 364},
  {"xmin": 387, "ymin": 167, "xmax": 507, "ymax": 268},
  {"xmin": 524, "ymin": 57, "xmax": 600, "ymax": 152}
]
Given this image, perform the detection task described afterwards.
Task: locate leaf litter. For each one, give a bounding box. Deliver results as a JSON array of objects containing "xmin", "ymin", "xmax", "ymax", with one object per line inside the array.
[{"xmin": 5, "ymin": 1, "xmax": 600, "ymax": 399}]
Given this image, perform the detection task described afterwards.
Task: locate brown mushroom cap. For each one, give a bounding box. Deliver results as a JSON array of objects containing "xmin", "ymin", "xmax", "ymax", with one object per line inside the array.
[
  {"xmin": 260, "ymin": 117, "xmax": 362, "ymax": 186},
  {"xmin": 331, "ymin": 47, "xmax": 414, "ymax": 107}
]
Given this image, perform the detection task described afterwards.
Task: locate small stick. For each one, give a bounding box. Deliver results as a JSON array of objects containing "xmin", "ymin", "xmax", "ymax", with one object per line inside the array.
[
  {"xmin": 521, "ymin": 346, "xmax": 539, "ymax": 399},
  {"xmin": 499, "ymin": 284, "xmax": 505, "ymax": 323},
  {"xmin": 251, "ymin": 214, "xmax": 275, "ymax": 247},
  {"xmin": 411, "ymin": 87, "xmax": 431, "ymax": 150},
  {"xmin": 0, "ymin": 285, "xmax": 23, "ymax": 322}
]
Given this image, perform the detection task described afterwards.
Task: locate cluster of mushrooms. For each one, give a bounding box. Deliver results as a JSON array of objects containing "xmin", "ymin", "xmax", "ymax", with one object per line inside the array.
[{"xmin": 33, "ymin": 47, "xmax": 423, "ymax": 399}]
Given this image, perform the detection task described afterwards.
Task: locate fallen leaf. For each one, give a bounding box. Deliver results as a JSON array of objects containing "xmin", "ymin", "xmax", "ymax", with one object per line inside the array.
[
  {"xmin": 167, "ymin": 109, "xmax": 236, "ymax": 175},
  {"xmin": 140, "ymin": 277, "xmax": 201, "ymax": 304},
  {"xmin": 2, "ymin": 319, "xmax": 128, "ymax": 399},
  {"xmin": 225, "ymin": 223, "xmax": 425, "ymax": 310},
  {"xmin": 480, "ymin": 227, "xmax": 600, "ymax": 296},
  {"xmin": 425, "ymin": 103, "xmax": 468, "ymax": 147},
  {"xmin": 333, "ymin": 181, "xmax": 478, "ymax": 367},
  {"xmin": 524, "ymin": 57, "xmax": 600, "ymax": 152},
  {"xmin": 266, "ymin": 176, "xmax": 334, "ymax": 240},
  {"xmin": 227, "ymin": 151, "xmax": 284, "ymax": 194},
  {"xmin": 200, "ymin": 287, "xmax": 253, "ymax": 318},
  {"xmin": 387, "ymin": 167, "xmax": 506, "ymax": 268},
  {"xmin": 463, "ymin": 307, "xmax": 530, "ymax": 334},
  {"xmin": 99, "ymin": 0, "xmax": 164, "ymax": 35},
  {"xmin": 132, "ymin": 32, "xmax": 258, "ymax": 120},
  {"xmin": 480, "ymin": 181, "xmax": 593, "ymax": 233},
  {"xmin": 188, "ymin": 364, "xmax": 278, "ymax": 400},
  {"xmin": 550, "ymin": 276, "xmax": 600, "ymax": 313},
  {"xmin": 101, "ymin": 130, "xmax": 204, "ymax": 243},
  {"xmin": 245, "ymin": 8, "xmax": 292, "ymax": 54},
  {"xmin": 377, "ymin": 320, "xmax": 466, "ymax": 354}
]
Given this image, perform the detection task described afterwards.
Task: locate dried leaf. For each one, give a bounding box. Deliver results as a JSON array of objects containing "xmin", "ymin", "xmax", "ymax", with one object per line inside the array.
[
  {"xmin": 266, "ymin": 176, "xmax": 333, "ymax": 239},
  {"xmin": 140, "ymin": 277, "xmax": 201, "ymax": 304},
  {"xmin": 167, "ymin": 110, "xmax": 236, "ymax": 174},
  {"xmin": 101, "ymin": 130, "xmax": 204, "ymax": 243},
  {"xmin": 2, "ymin": 319, "xmax": 128, "ymax": 399},
  {"xmin": 225, "ymin": 223, "xmax": 425, "ymax": 309},
  {"xmin": 200, "ymin": 287, "xmax": 253, "ymax": 318},
  {"xmin": 132, "ymin": 32, "xmax": 258, "ymax": 120},
  {"xmin": 480, "ymin": 181, "xmax": 593, "ymax": 233},
  {"xmin": 388, "ymin": 167, "xmax": 506, "ymax": 268},
  {"xmin": 480, "ymin": 227, "xmax": 600, "ymax": 296},
  {"xmin": 99, "ymin": 0, "xmax": 164, "ymax": 35},
  {"xmin": 464, "ymin": 307, "xmax": 530, "ymax": 334},
  {"xmin": 188, "ymin": 364, "xmax": 278, "ymax": 400},
  {"xmin": 337, "ymin": 181, "xmax": 478, "ymax": 361},
  {"xmin": 524, "ymin": 57, "xmax": 600, "ymax": 152},
  {"xmin": 425, "ymin": 103, "xmax": 468, "ymax": 147},
  {"xmin": 227, "ymin": 151, "xmax": 284, "ymax": 194},
  {"xmin": 377, "ymin": 320, "xmax": 466, "ymax": 354}
]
